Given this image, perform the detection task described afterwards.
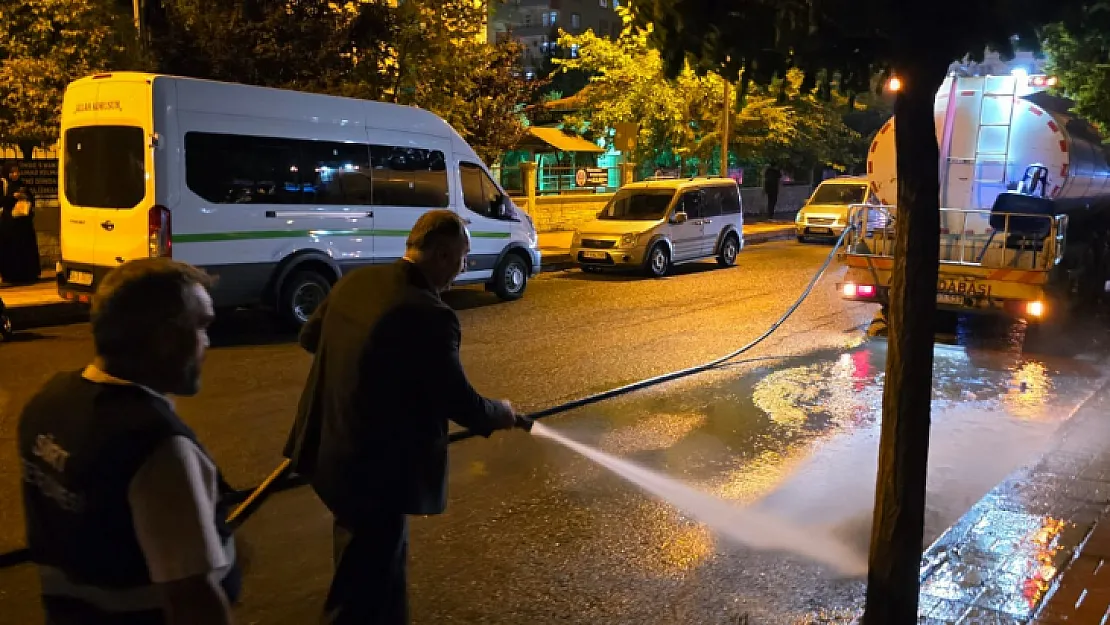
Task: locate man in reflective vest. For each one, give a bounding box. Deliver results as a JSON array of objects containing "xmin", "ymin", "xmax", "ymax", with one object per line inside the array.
[{"xmin": 18, "ymin": 258, "xmax": 240, "ymax": 624}]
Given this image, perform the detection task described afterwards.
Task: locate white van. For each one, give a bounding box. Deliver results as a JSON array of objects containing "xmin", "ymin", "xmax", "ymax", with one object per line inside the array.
[
  {"xmin": 57, "ymin": 73, "xmax": 540, "ymax": 324},
  {"xmin": 569, "ymin": 177, "xmax": 744, "ymax": 277}
]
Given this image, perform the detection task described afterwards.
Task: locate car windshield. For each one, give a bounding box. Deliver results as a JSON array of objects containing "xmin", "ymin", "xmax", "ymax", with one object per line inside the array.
[
  {"xmin": 811, "ymin": 183, "xmax": 867, "ymax": 205},
  {"xmin": 598, "ymin": 189, "xmax": 675, "ymax": 220}
]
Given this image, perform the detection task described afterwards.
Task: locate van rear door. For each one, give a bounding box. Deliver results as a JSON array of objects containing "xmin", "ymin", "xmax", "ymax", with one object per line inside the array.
[{"xmin": 61, "ymin": 77, "xmax": 153, "ymax": 271}]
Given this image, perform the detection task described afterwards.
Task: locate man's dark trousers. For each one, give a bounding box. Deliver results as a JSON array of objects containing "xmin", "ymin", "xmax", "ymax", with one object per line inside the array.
[
  {"xmin": 766, "ymin": 188, "xmax": 779, "ymax": 219},
  {"xmin": 322, "ymin": 514, "xmax": 409, "ymax": 625}
]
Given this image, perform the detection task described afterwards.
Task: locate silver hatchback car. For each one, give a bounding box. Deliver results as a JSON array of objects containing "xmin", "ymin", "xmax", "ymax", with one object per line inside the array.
[{"xmin": 570, "ymin": 177, "xmax": 745, "ymax": 277}]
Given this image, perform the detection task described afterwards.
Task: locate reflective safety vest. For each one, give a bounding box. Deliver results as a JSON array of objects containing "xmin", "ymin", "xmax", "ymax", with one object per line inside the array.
[{"xmin": 18, "ymin": 371, "xmax": 240, "ymax": 624}]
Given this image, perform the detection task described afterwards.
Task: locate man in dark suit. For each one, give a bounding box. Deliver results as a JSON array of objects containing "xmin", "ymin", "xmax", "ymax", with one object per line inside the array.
[{"xmin": 284, "ymin": 210, "xmax": 520, "ymax": 624}]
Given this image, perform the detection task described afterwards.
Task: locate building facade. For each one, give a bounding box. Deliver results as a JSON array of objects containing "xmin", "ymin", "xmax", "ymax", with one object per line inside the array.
[{"xmin": 489, "ymin": 0, "xmax": 622, "ymax": 76}]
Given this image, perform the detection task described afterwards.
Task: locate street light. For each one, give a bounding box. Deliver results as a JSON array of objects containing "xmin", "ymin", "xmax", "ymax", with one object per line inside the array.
[{"xmin": 887, "ymin": 76, "xmax": 902, "ymax": 92}]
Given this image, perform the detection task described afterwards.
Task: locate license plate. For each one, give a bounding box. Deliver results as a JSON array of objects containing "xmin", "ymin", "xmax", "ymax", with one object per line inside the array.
[
  {"xmin": 69, "ymin": 270, "xmax": 94, "ymax": 286},
  {"xmin": 808, "ymin": 227, "xmax": 831, "ymax": 234},
  {"xmin": 937, "ymin": 293, "xmax": 963, "ymax": 305},
  {"xmin": 581, "ymin": 250, "xmax": 607, "ymax": 260},
  {"xmin": 937, "ymin": 278, "xmax": 990, "ymax": 303}
]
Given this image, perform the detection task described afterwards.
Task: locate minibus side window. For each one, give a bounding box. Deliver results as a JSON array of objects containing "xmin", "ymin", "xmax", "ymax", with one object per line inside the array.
[
  {"xmin": 369, "ymin": 146, "xmax": 449, "ymax": 208},
  {"xmin": 459, "ymin": 162, "xmax": 507, "ymax": 220}
]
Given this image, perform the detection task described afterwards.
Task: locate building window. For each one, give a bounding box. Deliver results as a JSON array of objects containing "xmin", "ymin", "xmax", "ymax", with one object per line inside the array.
[
  {"xmin": 600, "ymin": 0, "xmax": 608, "ymax": 6},
  {"xmin": 550, "ymin": 11, "xmax": 557, "ymax": 25},
  {"xmin": 523, "ymin": 11, "xmax": 532, "ymax": 27},
  {"xmin": 571, "ymin": 13, "xmax": 580, "ymax": 29},
  {"xmin": 570, "ymin": 43, "xmax": 579, "ymax": 58},
  {"xmin": 613, "ymin": 0, "xmax": 619, "ymax": 6}
]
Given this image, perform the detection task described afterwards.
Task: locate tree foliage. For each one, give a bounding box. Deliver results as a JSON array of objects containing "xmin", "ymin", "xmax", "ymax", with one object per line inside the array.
[
  {"xmin": 1044, "ymin": 4, "xmax": 1110, "ymax": 135},
  {"xmin": 148, "ymin": 0, "xmax": 352, "ymax": 92},
  {"xmin": 149, "ymin": 0, "xmax": 536, "ymax": 163},
  {"xmin": 0, "ymin": 0, "xmax": 136, "ymax": 152},
  {"xmin": 554, "ymin": 11, "xmax": 863, "ymax": 173}
]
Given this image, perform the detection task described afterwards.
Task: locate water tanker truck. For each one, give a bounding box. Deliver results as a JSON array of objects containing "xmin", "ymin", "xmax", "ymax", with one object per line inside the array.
[{"xmin": 840, "ymin": 73, "xmax": 1110, "ymax": 324}]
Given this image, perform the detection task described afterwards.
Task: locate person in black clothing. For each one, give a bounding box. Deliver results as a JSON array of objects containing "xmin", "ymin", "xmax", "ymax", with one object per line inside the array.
[
  {"xmin": 283, "ymin": 209, "xmax": 520, "ymax": 625},
  {"xmin": 763, "ymin": 164, "xmax": 782, "ymax": 220},
  {"xmin": 0, "ymin": 163, "xmax": 41, "ymax": 284},
  {"xmin": 18, "ymin": 258, "xmax": 239, "ymax": 625}
]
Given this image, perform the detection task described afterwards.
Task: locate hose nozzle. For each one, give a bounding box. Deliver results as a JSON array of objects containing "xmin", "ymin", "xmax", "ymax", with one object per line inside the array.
[{"xmin": 514, "ymin": 415, "xmax": 534, "ymax": 432}]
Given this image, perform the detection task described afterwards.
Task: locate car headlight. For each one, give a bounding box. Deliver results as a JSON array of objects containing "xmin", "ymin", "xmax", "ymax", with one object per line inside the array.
[
  {"xmin": 572, "ymin": 232, "xmax": 581, "ymax": 246},
  {"xmin": 620, "ymin": 232, "xmax": 640, "ymax": 247},
  {"xmin": 795, "ymin": 212, "xmax": 804, "ymax": 223}
]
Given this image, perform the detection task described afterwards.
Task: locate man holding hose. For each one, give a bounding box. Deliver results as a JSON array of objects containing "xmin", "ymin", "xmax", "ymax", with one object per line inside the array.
[{"xmin": 284, "ymin": 209, "xmax": 525, "ymax": 624}]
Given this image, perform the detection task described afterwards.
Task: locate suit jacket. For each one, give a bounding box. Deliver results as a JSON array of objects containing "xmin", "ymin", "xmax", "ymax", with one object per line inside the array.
[{"xmin": 282, "ymin": 260, "xmax": 511, "ymax": 520}]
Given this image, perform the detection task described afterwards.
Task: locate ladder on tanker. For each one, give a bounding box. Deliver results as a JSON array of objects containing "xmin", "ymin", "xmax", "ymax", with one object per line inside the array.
[{"xmin": 972, "ymin": 76, "xmax": 1021, "ymax": 210}]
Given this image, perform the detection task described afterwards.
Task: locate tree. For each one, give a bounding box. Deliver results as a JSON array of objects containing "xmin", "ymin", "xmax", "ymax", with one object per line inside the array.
[
  {"xmin": 335, "ymin": 0, "xmax": 539, "ymax": 163},
  {"xmin": 554, "ymin": 12, "xmax": 861, "ymax": 175},
  {"xmin": 629, "ymin": 0, "xmax": 1089, "ymax": 621},
  {"xmin": 415, "ymin": 38, "xmax": 539, "ymax": 164},
  {"xmin": 1043, "ymin": 4, "xmax": 1110, "ymax": 134},
  {"xmin": 147, "ymin": 0, "xmax": 353, "ymax": 91},
  {"xmin": 0, "ymin": 0, "xmax": 137, "ymax": 156},
  {"xmin": 148, "ymin": 0, "xmax": 535, "ymax": 164}
]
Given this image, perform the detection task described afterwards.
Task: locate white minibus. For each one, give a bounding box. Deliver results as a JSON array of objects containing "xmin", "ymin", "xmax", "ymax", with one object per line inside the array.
[{"xmin": 57, "ymin": 73, "xmax": 540, "ymax": 325}]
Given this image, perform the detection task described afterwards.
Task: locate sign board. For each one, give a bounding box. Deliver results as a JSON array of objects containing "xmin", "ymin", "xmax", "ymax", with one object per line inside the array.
[
  {"xmin": 575, "ymin": 167, "xmax": 609, "ymax": 188},
  {"xmin": 0, "ymin": 159, "xmax": 59, "ymax": 200},
  {"xmin": 613, "ymin": 123, "xmax": 638, "ymax": 153}
]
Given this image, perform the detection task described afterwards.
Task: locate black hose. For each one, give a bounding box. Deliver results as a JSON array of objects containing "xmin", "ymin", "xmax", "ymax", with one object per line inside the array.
[
  {"xmin": 0, "ymin": 227, "xmax": 854, "ymax": 567},
  {"xmin": 449, "ymin": 224, "xmax": 855, "ymax": 443}
]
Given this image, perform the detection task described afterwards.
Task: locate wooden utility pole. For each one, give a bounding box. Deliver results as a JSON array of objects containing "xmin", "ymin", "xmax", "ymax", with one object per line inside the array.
[
  {"xmin": 132, "ymin": 0, "xmax": 145, "ymax": 50},
  {"xmin": 862, "ymin": 53, "xmax": 950, "ymax": 625}
]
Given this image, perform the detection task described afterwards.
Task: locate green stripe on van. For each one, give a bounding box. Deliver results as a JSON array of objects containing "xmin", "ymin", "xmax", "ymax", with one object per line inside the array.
[{"xmin": 174, "ymin": 228, "xmax": 511, "ymax": 243}]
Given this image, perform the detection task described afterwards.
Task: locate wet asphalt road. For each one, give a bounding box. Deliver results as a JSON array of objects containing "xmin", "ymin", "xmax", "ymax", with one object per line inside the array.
[{"xmin": 2, "ymin": 240, "xmax": 1109, "ymax": 624}]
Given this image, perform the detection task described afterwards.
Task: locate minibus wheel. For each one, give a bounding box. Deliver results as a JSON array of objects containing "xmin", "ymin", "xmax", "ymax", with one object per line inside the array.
[
  {"xmin": 280, "ymin": 270, "xmax": 332, "ymax": 327},
  {"xmin": 491, "ymin": 252, "xmax": 529, "ymax": 301}
]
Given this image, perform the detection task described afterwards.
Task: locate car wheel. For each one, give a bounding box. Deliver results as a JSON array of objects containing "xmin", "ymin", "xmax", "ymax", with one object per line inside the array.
[
  {"xmin": 280, "ymin": 270, "xmax": 332, "ymax": 328},
  {"xmin": 0, "ymin": 312, "xmax": 11, "ymax": 341},
  {"xmin": 717, "ymin": 232, "xmax": 740, "ymax": 267},
  {"xmin": 796, "ymin": 235, "xmax": 806, "ymax": 243},
  {"xmin": 644, "ymin": 243, "xmax": 670, "ymax": 278},
  {"xmin": 492, "ymin": 252, "xmax": 529, "ymax": 301}
]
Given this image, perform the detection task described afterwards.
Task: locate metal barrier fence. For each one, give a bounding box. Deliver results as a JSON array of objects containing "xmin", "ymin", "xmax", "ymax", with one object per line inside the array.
[{"xmin": 846, "ymin": 203, "xmax": 1067, "ymax": 270}]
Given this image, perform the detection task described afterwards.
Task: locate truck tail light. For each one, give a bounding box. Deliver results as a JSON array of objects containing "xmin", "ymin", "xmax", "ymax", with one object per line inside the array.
[
  {"xmin": 1026, "ymin": 300, "xmax": 1045, "ymax": 318},
  {"xmin": 842, "ymin": 283, "xmax": 877, "ymax": 299},
  {"xmin": 149, "ymin": 204, "xmax": 172, "ymax": 258}
]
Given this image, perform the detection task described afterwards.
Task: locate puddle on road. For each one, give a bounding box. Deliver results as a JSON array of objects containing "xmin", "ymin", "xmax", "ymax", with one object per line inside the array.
[{"xmin": 545, "ymin": 328, "xmax": 1109, "ymax": 581}]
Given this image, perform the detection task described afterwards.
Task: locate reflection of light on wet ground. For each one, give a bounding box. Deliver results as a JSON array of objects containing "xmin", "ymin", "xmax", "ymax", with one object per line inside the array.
[
  {"xmin": 596, "ymin": 411, "xmax": 706, "ymax": 454},
  {"xmin": 598, "ymin": 500, "xmax": 716, "ymax": 578},
  {"xmin": 711, "ymin": 446, "xmax": 819, "ymax": 504},
  {"xmin": 751, "ymin": 353, "xmax": 882, "ymax": 429},
  {"xmin": 1004, "ymin": 360, "xmax": 1053, "ymax": 418},
  {"xmin": 919, "ymin": 510, "xmax": 1068, "ymax": 619}
]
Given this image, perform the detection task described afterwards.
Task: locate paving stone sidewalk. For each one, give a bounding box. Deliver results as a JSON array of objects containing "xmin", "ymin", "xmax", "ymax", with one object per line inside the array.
[{"xmin": 911, "ymin": 379, "xmax": 1110, "ymax": 624}]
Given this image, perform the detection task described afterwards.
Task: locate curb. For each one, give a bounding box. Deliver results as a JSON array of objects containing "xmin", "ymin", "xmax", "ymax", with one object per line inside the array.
[
  {"xmin": 9, "ymin": 231, "xmax": 797, "ymax": 328},
  {"xmin": 8, "ymin": 301, "xmax": 88, "ymax": 331}
]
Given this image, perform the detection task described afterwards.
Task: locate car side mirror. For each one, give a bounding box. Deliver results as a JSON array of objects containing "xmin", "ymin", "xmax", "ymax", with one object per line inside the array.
[
  {"xmin": 492, "ymin": 196, "xmax": 511, "ymax": 220},
  {"xmin": 672, "ymin": 211, "xmax": 688, "ymax": 224}
]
